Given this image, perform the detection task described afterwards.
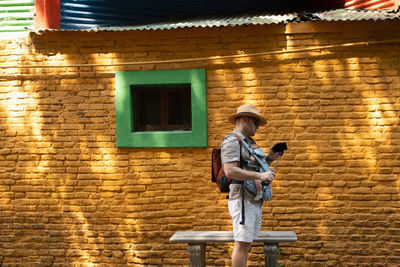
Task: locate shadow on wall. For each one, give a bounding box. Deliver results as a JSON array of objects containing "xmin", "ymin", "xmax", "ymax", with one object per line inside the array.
[
  {"xmin": 204, "ymin": 29, "xmax": 400, "ymax": 265},
  {"xmin": 0, "ymin": 30, "xmax": 207, "ymax": 265},
  {"xmin": 267, "ymin": 36, "xmax": 400, "ymax": 263},
  {"xmin": 0, "ymin": 24, "xmax": 399, "ymax": 266}
]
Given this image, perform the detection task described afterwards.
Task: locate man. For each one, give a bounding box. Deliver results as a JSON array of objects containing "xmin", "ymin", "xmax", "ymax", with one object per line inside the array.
[{"xmin": 221, "ymin": 104, "xmax": 280, "ymax": 267}]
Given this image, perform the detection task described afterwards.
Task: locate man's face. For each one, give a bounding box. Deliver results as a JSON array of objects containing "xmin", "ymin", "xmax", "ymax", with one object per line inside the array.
[{"xmin": 244, "ymin": 117, "xmax": 259, "ymax": 137}]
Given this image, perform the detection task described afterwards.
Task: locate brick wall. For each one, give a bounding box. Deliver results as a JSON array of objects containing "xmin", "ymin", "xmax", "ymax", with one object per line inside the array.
[{"xmin": 0, "ymin": 20, "xmax": 399, "ymax": 266}]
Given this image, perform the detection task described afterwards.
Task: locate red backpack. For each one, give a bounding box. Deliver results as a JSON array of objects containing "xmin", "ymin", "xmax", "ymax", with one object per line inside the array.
[{"xmin": 211, "ymin": 134, "xmax": 242, "ymax": 193}]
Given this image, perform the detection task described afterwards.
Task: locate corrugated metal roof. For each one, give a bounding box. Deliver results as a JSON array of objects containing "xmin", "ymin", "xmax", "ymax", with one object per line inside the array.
[
  {"xmin": 59, "ymin": 0, "xmax": 347, "ymax": 29},
  {"xmin": 0, "ymin": 0, "xmax": 35, "ymax": 33},
  {"xmin": 313, "ymin": 8, "xmax": 399, "ymax": 21},
  {"xmin": 33, "ymin": 9, "xmax": 400, "ymax": 34}
]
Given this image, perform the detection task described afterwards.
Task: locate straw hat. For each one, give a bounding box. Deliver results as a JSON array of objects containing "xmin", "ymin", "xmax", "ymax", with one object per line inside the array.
[{"xmin": 228, "ymin": 104, "xmax": 267, "ymax": 126}]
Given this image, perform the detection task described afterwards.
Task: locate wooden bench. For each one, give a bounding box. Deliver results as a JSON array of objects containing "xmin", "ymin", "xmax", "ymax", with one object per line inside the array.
[{"xmin": 170, "ymin": 231, "xmax": 297, "ymax": 267}]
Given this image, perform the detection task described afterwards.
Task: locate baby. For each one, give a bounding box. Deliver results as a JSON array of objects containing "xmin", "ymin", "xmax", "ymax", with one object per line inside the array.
[{"xmin": 244, "ymin": 142, "xmax": 282, "ymax": 202}]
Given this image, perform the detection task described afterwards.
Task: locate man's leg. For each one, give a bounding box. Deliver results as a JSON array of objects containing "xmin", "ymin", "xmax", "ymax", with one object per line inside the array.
[{"xmin": 232, "ymin": 241, "xmax": 252, "ymax": 267}]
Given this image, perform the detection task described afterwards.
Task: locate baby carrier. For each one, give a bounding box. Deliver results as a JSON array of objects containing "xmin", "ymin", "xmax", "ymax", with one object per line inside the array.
[{"xmin": 240, "ymin": 141, "xmax": 273, "ymax": 202}]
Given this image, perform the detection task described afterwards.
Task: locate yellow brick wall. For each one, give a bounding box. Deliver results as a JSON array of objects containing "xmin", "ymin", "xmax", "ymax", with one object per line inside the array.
[{"xmin": 0, "ymin": 20, "xmax": 399, "ymax": 266}]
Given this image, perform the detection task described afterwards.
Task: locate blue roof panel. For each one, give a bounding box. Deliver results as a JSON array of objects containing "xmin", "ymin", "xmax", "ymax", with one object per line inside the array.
[{"xmin": 60, "ymin": 0, "xmax": 348, "ymax": 29}]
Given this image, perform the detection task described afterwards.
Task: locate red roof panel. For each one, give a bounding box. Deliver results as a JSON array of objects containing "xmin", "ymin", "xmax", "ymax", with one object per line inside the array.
[{"xmin": 345, "ymin": 0, "xmax": 394, "ymax": 10}]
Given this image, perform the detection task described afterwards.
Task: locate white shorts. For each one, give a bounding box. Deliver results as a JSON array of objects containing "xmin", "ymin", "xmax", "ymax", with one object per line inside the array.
[{"xmin": 228, "ymin": 184, "xmax": 262, "ymax": 243}]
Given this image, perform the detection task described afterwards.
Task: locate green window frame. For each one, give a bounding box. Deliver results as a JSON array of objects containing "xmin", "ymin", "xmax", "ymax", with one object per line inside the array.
[{"xmin": 115, "ymin": 69, "xmax": 207, "ymax": 147}]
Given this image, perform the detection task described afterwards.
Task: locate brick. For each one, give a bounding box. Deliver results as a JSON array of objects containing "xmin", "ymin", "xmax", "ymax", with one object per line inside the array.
[{"xmin": 0, "ymin": 20, "xmax": 400, "ymax": 267}]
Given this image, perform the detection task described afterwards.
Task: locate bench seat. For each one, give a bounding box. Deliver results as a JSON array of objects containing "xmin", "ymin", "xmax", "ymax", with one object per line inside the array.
[{"xmin": 170, "ymin": 231, "xmax": 297, "ymax": 267}]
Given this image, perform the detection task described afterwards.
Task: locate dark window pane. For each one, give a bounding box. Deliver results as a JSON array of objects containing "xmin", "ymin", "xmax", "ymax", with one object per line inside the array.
[
  {"xmin": 168, "ymin": 90, "xmax": 191, "ymax": 129},
  {"xmin": 140, "ymin": 93, "xmax": 161, "ymax": 126},
  {"xmin": 133, "ymin": 86, "xmax": 191, "ymax": 132}
]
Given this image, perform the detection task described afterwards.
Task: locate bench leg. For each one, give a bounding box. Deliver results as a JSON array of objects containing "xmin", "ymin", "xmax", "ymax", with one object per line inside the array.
[
  {"xmin": 263, "ymin": 243, "xmax": 278, "ymax": 267},
  {"xmin": 188, "ymin": 243, "xmax": 206, "ymax": 267}
]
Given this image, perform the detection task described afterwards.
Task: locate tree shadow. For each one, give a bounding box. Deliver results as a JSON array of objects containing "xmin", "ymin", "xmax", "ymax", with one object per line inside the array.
[{"xmin": 0, "ymin": 20, "xmax": 399, "ymax": 266}]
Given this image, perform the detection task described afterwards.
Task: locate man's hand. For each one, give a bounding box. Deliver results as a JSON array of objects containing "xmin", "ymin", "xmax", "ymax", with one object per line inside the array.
[
  {"xmin": 268, "ymin": 143, "xmax": 281, "ymax": 160},
  {"xmin": 258, "ymin": 171, "xmax": 275, "ymax": 184}
]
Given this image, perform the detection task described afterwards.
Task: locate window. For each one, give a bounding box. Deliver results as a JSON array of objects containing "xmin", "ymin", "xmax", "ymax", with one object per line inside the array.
[
  {"xmin": 115, "ymin": 69, "xmax": 207, "ymax": 147},
  {"xmin": 133, "ymin": 86, "xmax": 192, "ymax": 131}
]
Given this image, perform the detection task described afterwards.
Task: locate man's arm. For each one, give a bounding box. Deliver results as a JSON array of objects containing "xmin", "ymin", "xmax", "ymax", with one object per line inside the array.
[{"xmin": 223, "ymin": 162, "xmax": 275, "ymax": 183}]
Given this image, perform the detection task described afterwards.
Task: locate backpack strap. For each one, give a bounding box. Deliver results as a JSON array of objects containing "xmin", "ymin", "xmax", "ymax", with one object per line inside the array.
[{"xmin": 232, "ymin": 133, "xmax": 244, "ymax": 169}]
